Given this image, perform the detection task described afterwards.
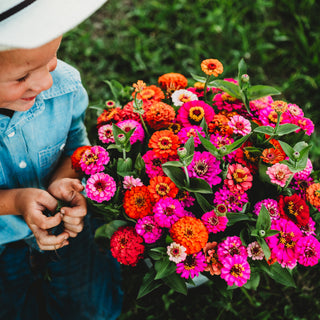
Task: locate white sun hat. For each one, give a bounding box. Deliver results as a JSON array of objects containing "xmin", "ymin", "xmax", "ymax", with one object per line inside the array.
[{"xmin": 0, "ymin": 0, "xmax": 108, "ymax": 51}]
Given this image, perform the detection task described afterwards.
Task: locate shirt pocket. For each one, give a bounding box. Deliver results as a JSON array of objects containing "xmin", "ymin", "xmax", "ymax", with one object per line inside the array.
[{"xmin": 38, "ymin": 138, "xmax": 66, "ymax": 174}]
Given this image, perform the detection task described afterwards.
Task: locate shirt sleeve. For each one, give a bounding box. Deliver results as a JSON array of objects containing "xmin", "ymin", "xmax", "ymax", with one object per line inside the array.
[{"xmin": 64, "ymin": 83, "xmax": 91, "ymax": 156}]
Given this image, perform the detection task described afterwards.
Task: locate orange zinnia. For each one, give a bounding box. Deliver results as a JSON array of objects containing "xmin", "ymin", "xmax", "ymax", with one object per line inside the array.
[
  {"xmin": 71, "ymin": 145, "xmax": 91, "ymax": 172},
  {"xmin": 148, "ymin": 176, "xmax": 179, "ymax": 202},
  {"xmin": 201, "ymin": 59, "xmax": 223, "ymax": 77},
  {"xmin": 170, "ymin": 216, "xmax": 209, "ymax": 254},
  {"xmin": 306, "ymin": 183, "xmax": 320, "ymax": 208},
  {"xmin": 123, "ymin": 185, "xmax": 154, "ymax": 219},
  {"xmin": 148, "ymin": 130, "xmax": 180, "ymax": 158},
  {"xmin": 132, "ymin": 85, "xmax": 165, "ymax": 101},
  {"xmin": 144, "ymin": 101, "xmax": 176, "ymax": 130},
  {"xmin": 261, "ymin": 147, "xmax": 286, "ymax": 164},
  {"xmin": 158, "ymin": 73, "xmax": 188, "ymax": 95},
  {"xmin": 97, "ymin": 107, "xmax": 123, "ymax": 126},
  {"xmin": 208, "ymin": 114, "xmax": 233, "ymax": 136}
]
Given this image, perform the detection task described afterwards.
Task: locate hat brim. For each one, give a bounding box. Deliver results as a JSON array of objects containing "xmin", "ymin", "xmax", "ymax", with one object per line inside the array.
[{"xmin": 0, "ymin": 0, "xmax": 108, "ymax": 51}]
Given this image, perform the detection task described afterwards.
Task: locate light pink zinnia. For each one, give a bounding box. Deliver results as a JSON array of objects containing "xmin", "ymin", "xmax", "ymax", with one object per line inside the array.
[
  {"xmin": 167, "ymin": 242, "xmax": 187, "ymax": 263},
  {"xmin": 220, "ymin": 255, "xmax": 251, "ymax": 287},
  {"xmin": 117, "ymin": 119, "xmax": 145, "ymax": 144},
  {"xmin": 86, "ymin": 172, "xmax": 116, "ymax": 203},
  {"xmin": 224, "ymin": 163, "xmax": 253, "ymax": 194},
  {"xmin": 247, "ymin": 241, "xmax": 265, "ymax": 260},
  {"xmin": 266, "ymin": 163, "xmax": 293, "ymax": 187},
  {"xmin": 201, "ymin": 210, "xmax": 228, "ymax": 233},
  {"xmin": 98, "ymin": 124, "xmax": 115, "ymax": 144},
  {"xmin": 80, "ymin": 145, "xmax": 110, "ymax": 175},
  {"xmin": 123, "ymin": 176, "xmax": 143, "ymax": 189},
  {"xmin": 228, "ymin": 115, "xmax": 251, "ymax": 136}
]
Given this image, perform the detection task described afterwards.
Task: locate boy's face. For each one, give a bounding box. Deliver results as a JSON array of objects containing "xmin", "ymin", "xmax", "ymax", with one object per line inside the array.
[{"xmin": 0, "ymin": 36, "xmax": 62, "ymax": 112}]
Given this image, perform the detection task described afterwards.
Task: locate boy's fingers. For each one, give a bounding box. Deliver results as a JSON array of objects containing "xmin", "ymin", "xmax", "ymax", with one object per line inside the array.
[
  {"xmin": 33, "ymin": 228, "xmax": 69, "ymax": 251},
  {"xmin": 63, "ymin": 221, "xmax": 84, "ymax": 237},
  {"xmin": 34, "ymin": 212, "xmax": 62, "ymax": 230},
  {"xmin": 60, "ymin": 205, "xmax": 86, "ymax": 218}
]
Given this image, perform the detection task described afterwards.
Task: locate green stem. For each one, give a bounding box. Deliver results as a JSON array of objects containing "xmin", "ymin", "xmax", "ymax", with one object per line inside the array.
[
  {"xmin": 240, "ymin": 287, "xmax": 256, "ymax": 306},
  {"xmin": 183, "ymin": 166, "xmax": 190, "ymax": 187},
  {"xmin": 139, "ymin": 113, "xmax": 150, "ymax": 137},
  {"xmin": 203, "ymin": 75, "xmax": 211, "ymax": 102},
  {"xmin": 122, "ymin": 149, "xmax": 126, "ymax": 160}
]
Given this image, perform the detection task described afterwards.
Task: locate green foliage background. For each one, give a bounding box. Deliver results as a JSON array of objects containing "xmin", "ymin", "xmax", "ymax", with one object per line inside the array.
[{"xmin": 58, "ymin": 0, "xmax": 320, "ymax": 319}]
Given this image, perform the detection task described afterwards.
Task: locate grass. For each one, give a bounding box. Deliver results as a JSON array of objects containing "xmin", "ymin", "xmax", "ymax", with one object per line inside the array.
[{"xmin": 58, "ymin": 0, "xmax": 320, "ymax": 318}]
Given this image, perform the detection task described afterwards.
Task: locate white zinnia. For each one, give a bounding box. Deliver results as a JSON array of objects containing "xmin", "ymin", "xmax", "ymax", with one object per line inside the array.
[
  {"xmin": 167, "ymin": 242, "xmax": 187, "ymax": 263},
  {"xmin": 171, "ymin": 89, "xmax": 198, "ymax": 107}
]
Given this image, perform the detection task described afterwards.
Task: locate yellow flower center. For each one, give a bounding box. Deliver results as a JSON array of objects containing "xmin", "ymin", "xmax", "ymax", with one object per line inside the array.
[
  {"xmin": 179, "ymin": 93, "xmax": 191, "ymax": 103},
  {"xmin": 189, "ymin": 106, "xmax": 205, "ymax": 123},
  {"xmin": 156, "ymin": 183, "xmax": 170, "ymax": 196},
  {"xmin": 232, "ymin": 169, "xmax": 247, "ymax": 183},
  {"xmin": 230, "ymin": 264, "xmax": 244, "ymax": 278},
  {"xmin": 158, "ymin": 137, "xmax": 172, "ymax": 150},
  {"xmin": 279, "ymin": 231, "xmax": 296, "ymax": 248}
]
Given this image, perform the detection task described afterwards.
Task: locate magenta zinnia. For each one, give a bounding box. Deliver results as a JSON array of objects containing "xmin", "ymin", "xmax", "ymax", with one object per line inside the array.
[
  {"xmin": 296, "ymin": 235, "xmax": 320, "ymax": 267},
  {"xmin": 220, "ymin": 255, "xmax": 251, "ymax": 287},
  {"xmin": 80, "ymin": 145, "xmax": 110, "ymax": 175},
  {"xmin": 135, "ymin": 215, "xmax": 163, "ymax": 244},
  {"xmin": 176, "ymin": 251, "xmax": 207, "ymax": 279},
  {"xmin": 201, "ymin": 210, "xmax": 228, "ymax": 233},
  {"xmin": 85, "ymin": 172, "xmax": 116, "ymax": 203}
]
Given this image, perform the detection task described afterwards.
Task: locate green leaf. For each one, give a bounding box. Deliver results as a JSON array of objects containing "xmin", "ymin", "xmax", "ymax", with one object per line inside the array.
[
  {"xmin": 256, "ymin": 204, "xmax": 271, "ymax": 231},
  {"xmin": 257, "ymin": 237, "xmax": 271, "ymax": 261},
  {"xmin": 185, "ymin": 178, "xmax": 213, "ymax": 194},
  {"xmin": 137, "ymin": 270, "xmax": 162, "ymax": 299},
  {"xmin": 197, "ymin": 133, "xmax": 221, "ymax": 159},
  {"xmin": 117, "ymin": 158, "xmax": 133, "ymax": 177},
  {"xmin": 194, "ymin": 193, "xmax": 214, "ymax": 213},
  {"xmin": 163, "ymin": 273, "xmax": 188, "ymax": 295},
  {"xmin": 237, "ymin": 58, "xmax": 247, "ymax": 82},
  {"xmin": 276, "ymin": 123, "xmax": 300, "ymax": 136},
  {"xmin": 263, "ymin": 263, "xmax": 296, "ymax": 288},
  {"xmin": 134, "ymin": 153, "xmax": 145, "ymax": 172},
  {"xmin": 154, "ymin": 258, "xmax": 177, "ymax": 280},
  {"xmin": 246, "ymin": 85, "xmax": 281, "ymax": 101},
  {"xmin": 243, "ymin": 272, "xmax": 260, "ymax": 290},
  {"xmin": 225, "ymin": 134, "xmax": 251, "ymax": 153},
  {"xmin": 226, "ymin": 213, "xmax": 251, "ymax": 226},
  {"xmin": 162, "ymin": 166, "xmax": 186, "ymax": 188},
  {"xmin": 208, "ymin": 80, "xmax": 242, "ymax": 99},
  {"xmin": 253, "ymin": 126, "xmax": 275, "ymax": 135},
  {"xmin": 104, "ymin": 79, "xmax": 125, "ymax": 103},
  {"xmin": 162, "ymin": 160, "xmax": 184, "ymax": 168},
  {"xmin": 190, "ymin": 72, "xmax": 207, "ymax": 83},
  {"xmin": 184, "ymin": 136, "xmax": 195, "ymax": 158},
  {"xmin": 94, "ymin": 220, "xmax": 128, "ymax": 239},
  {"xmin": 148, "ymin": 247, "xmax": 167, "ymax": 261},
  {"xmin": 278, "ymin": 140, "xmax": 295, "ymax": 158}
]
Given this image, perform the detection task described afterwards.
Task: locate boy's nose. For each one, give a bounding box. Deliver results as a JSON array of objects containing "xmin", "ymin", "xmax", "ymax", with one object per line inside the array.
[{"xmin": 30, "ymin": 68, "xmax": 53, "ymax": 93}]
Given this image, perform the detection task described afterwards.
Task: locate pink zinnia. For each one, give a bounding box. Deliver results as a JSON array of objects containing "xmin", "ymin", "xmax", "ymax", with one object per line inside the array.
[
  {"xmin": 266, "ymin": 163, "xmax": 292, "ymax": 187},
  {"xmin": 187, "ymin": 151, "xmax": 222, "ymax": 187},
  {"xmin": 295, "ymin": 117, "xmax": 314, "ymax": 136},
  {"xmin": 224, "ymin": 163, "xmax": 253, "ymax": 194},
  {"xmin": 247, "ymin": 241, "xmax": 265, "ymax": 260},
  {"xmin": 177, "ymin": 100, "xmax": 215, "ymax": 127},
  {"xmin": 177, "ymin": 126, "xmax": 206, "ymax": 147},
  {"xmin": 220, "ymin": 255, "xmax": 251, "ymax": 287},
  {"xmin": 98, "ymin": 124, "xmax": 115, "ymax": 144},
  {"xmin": 228, "ymin": 115, "xmax": 251, "ymax": 136},
  {"xmin": 213, "ymin": 186, "xmax": 249, "ymax": 213},
  {"xmin": 85, "ymin": 172, "xmax": 116, "ymax": 203},
  {"xmin": 253, "ymin": 198, "xmax": 280, "ymax": 221},
  {"xmin": 217, "ymin": 236, "xmax": 248, "ymax": 261},
  {"xmin": 153, "ymin": 197, "xmax": 186, "ymax": 228},
  {"xmin": 167, "ymin": 242, "xmax": 187, "ymax": 263},
  {"xmin": 135, "ymin": 216, "xmax": 163, "ymax": 244},
  {"xmin": 201, "ymin": 210, "xmax": 228, "ymax": 233},
  {"xmin": 143, "ymin": 150, "xmax": 173, "ymax": 178},
  {"xmin": 80, "ymin": 145, "xmax": 110, "ymax": 175},
  {"xmin": 117, "ymin": 119, "xmax": 145, "ymax": 144},
  {"xmin": 176, "ymin": 251, "xmax": 207, "ymax": 279},
  {"xmin": 266, "ymin": 218, "xmax": 302, "ymax": 269},
  {"xmin": 296, "ymin": 235, "xmax": 320, "ymax": 267},
  {"xmin": 293, "ymin": 158, "xmax": 313, "ymax": 180},
  {"xmin": 300, "ymin": 218, "xmax": 316, "ymax": 236},
  {"xmin": 123, "ymin": 176, "xmax": 143, "ymax": 189}
]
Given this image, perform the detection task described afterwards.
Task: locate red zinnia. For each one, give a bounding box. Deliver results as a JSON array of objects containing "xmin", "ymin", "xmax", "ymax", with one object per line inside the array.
[
  {"xmin": 110, "ymin": 226, "xmax": 145, "ymax": 266},
  {"xmin": 278, "ymin": 194, "xmax": 310, "ymax": 227}
]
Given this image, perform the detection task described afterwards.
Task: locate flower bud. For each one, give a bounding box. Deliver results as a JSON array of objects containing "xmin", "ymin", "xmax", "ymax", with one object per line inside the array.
[
  {"xmin": 241, "ymin": 74, "xmax": 250, "ymax": 83},
  {"xmin": 177, "ymin": 147, "xmax": 187, "ymax": 159},
  {"xmin": 117, "ymin": 133, "xmax": 126, "ymax": 143},
  {"xmin": 105, "ymin": 100, "xmax": 116, "ymax": 109},
  {"xmin": 293, "ymin": 151, "xmax": 300, "ymax": 159},
  {"xmin": 259, "ymin": 229, "xmax": 266, "ymax": 237}
]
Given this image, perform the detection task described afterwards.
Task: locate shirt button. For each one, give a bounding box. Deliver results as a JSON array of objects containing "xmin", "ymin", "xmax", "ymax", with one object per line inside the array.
[
  {"xmin": 8, "ymin": 131, "xmax": 15, "ymax": 137},
  {"xmin": 19, "ymin": 161, "xmax": 27, "ymax": 169}
]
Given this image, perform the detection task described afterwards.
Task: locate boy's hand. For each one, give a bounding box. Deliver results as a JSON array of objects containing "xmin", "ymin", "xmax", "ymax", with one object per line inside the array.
[
  {"xmin": 48, "ymin": 178, "xmax": 87, "ymax": 238},
  {"xmin": 15, "ymin": 188, "xmax": 70, "ymax": 251}
]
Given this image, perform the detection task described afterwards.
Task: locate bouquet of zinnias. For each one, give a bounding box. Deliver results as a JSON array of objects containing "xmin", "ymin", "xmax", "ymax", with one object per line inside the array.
[{"xmin": 72, "ymin": 58, "xmax": 320, "ymax": 298}]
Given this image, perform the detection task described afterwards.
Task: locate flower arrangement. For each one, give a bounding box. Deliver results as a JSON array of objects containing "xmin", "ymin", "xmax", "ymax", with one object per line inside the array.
[{"xmin": 72, "ymin": 58, "xmax": 320, "ymax": 298}]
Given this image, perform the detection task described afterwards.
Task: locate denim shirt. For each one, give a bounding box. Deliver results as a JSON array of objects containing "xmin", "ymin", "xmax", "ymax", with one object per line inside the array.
[{"xmin": 0, "ymin": 60, "xmax": 90, "ymax": 250}]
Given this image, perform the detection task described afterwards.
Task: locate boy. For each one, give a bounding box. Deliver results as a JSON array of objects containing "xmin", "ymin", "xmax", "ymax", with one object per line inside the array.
[{"xmin": 0, "ymin": 1, "xmax": 123, "ymax": 319}]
